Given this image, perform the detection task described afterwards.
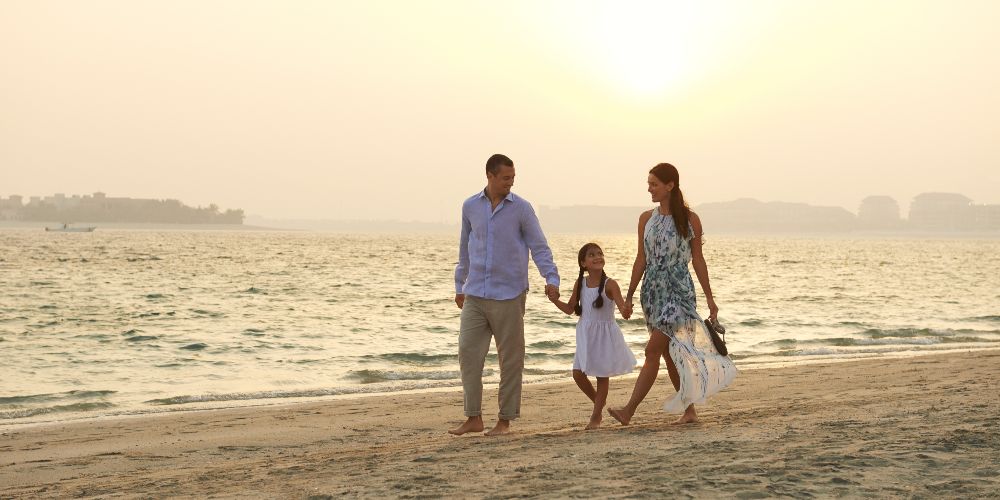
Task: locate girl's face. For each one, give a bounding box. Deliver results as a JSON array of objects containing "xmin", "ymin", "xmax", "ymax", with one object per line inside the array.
[
  {"xmin": 581, "ymin": 246, "xmax": 605, "ymax": 273},
  {"xmin": 647, "ymin": 173, "xmax": 674, "ymax": 203}
]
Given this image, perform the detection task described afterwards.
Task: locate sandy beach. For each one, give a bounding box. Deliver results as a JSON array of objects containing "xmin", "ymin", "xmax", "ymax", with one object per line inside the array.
[{"xmin": 3, "ymin": 349, "xmax": 999, "ymax": 498}]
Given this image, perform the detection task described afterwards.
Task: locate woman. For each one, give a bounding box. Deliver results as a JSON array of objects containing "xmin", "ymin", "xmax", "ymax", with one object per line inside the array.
[{"xmin": 609, "ymin": 163, "xmax": 737, "ymax": 425}]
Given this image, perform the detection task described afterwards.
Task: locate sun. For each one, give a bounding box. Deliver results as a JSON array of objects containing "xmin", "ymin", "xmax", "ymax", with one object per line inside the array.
[
  {"xmin": 588, "ymin": 2, "xmax": 702, "ymax": 97},
  {"xmin": 531, "ymin": 1, "xmax": 744, "ymax": 100}
]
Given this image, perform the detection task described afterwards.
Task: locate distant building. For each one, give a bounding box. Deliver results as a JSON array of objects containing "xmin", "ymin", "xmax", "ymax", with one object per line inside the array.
[
  {"xmin": 0, "ymin": 195, "xmax": 24, "ymax": 220},
  {"xmin": 909, "ymin": 193, "xmax": 974, "ymax": 231},
  {"xmin": 695, "ymin": 199, "xmax": 856, "ymax": 233},
  {"xmin": 0, "ymin": 192, "xmax": 244, "ymax": 224},
  {"xmin": 858, "ymin": 196, "xmax": 902, "ymax": 229},
  {"xmin": 972, "ymin": 204, "xmax": 1000, "ymax": 230}
]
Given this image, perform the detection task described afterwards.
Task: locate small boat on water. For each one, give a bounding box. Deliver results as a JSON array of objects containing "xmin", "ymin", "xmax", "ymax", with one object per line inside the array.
[{"xmin": 45, "ymin": 223, "xmax": 96, "ymax": 232}]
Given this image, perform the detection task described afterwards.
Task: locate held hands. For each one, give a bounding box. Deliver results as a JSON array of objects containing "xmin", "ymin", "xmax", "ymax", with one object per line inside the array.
[
  {"xmin": 544, "ymin": 284, "xmax": 560, "ymax": 301},
  {"xmin": 622, "ymin": 296, "xmax": 634, "ymax": 320}
]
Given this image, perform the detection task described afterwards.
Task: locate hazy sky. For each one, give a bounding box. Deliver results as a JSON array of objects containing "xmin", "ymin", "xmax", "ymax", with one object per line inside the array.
[{"xmin": 2, "ymin": 1, "xmax": 998, "ymax": 222}]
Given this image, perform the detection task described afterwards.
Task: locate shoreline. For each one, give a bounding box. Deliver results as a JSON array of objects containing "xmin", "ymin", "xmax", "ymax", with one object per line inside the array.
[
  {"xmin": 4, "ymin": 346, "xmax": 998, "ymax": 432},
  {"xmin": 3, "ymin": 349, "xmax": 999, "ymax": 497}
]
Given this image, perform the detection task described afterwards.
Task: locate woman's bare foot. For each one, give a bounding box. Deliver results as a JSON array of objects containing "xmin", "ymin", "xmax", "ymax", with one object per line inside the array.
[
  {"xmin": 484, "ymin": 419, "xmax": 511, "ymax": 436},
  {"xmin": 672, "ymin": 406, "xmax": 698, "ymax": 425},
  {"xmin": 585, "ymin": 414, "xmax": 602, "ymax": 430},
  {"xmin": 607, "ymin": 407, "xmax": 633, "ymax": 426},
  {"xmin": 448, "ymin": 416, "xmax": 484, "ymax": 435}
]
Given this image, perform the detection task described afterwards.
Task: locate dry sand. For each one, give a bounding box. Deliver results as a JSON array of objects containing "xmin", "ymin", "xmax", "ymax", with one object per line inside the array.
[{"xmin": 3, "ymin": 350, "xmax": 999, "ymax": 498}]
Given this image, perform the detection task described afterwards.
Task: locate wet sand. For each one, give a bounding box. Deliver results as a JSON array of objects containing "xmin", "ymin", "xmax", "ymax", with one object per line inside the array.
[{"xmin": 3, "ymin": 350, "xmax": 999, "ymax": 498}]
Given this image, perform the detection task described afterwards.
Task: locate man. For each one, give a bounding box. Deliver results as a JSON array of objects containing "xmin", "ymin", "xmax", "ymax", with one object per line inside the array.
[{"xmin": 450, "ymin": 153, "xmax": 560, "ymax": 436}]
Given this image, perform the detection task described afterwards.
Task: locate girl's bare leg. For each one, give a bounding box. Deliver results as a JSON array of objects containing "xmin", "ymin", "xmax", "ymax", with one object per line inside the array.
[
  {"xmin": 663, "ymin": 341, "xmax": 698, "ymax": 424},
  {"xmin": 608, "ymin": 331, "xmax": 669, "ymax": 425},
  {"xmin": 586, "ymin": 377, "xmax": 609, "ymax": 430},
  {"xmin": 573, "ymin": 369, "xmax": 596, "ymax": 402}
]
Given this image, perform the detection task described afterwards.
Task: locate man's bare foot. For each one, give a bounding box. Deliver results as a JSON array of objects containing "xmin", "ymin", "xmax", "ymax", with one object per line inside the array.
[
  {"xmin": 585, "ymin": 414, "xmax": 602, "ymax": 430},
  {"xmin": 448, "ymin": 416, "xmax": 484, "ymax": 435},
  {"xmin": 672, "ymin": 407, "xmax": 698, "ymax": 425},
  {"xmin": 484, "ymin": 419, "xmax": 511, "ymax": 436},
  {"xmin": 607, "ymin": 407, "xmax": 632, "ymax": 426}
]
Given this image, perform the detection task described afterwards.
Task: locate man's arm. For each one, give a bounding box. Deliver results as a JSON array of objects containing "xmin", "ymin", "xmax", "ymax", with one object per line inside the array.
[
  {"xmin": 454, "ymin": 208, "xmax": 471, "ymax": 308},
  {"xmin": 520, "ymin": 203, "xmax": 559, "ymax": 296}
]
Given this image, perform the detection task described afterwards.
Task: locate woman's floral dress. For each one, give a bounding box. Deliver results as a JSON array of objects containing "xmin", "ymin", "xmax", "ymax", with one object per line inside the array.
[{"xmin": 641, "ymin": 210, "xmax": 738, "ymax": 412}]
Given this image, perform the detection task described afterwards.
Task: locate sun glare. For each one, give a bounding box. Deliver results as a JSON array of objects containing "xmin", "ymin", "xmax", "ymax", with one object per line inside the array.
[
  {"xmin": 532, "ymin": 1, "xmax": 750, "ymax": 101},
  {"xmin": 589, "ymin": 2, "xmax": 701, "ymax": 97}
]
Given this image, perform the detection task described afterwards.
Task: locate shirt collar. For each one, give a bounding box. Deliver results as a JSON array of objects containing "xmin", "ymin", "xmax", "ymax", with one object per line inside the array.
[{"xmin": 479, "ymin": 189, "xmax": 515, "ymax": 202}]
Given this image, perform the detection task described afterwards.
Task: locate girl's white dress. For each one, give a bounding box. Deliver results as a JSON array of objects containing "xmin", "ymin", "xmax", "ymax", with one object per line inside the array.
[{"xmin": 573, "ymin": 282, "xmax": 637, "ymax": 377}]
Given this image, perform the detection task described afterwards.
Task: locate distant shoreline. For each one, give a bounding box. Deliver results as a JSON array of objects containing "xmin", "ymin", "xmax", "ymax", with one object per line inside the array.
[
  {"xmin": 2, "ymin": 220, "xmax": 998, "ymax": 238},
  {"xmin": 0, "ymin": 221, "xmax": 289, "ymax": 231}
]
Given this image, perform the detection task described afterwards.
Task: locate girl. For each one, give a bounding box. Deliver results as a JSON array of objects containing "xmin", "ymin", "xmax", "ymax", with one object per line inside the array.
[{"xmin": 550, "ymin": 243, "xmax": 637, "ymax": 430}]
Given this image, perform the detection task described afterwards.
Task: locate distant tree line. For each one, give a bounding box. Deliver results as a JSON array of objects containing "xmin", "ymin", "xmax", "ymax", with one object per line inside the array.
[{"xmin": 8, "ymin": 196, "xmax": 244, "ymax": 224}]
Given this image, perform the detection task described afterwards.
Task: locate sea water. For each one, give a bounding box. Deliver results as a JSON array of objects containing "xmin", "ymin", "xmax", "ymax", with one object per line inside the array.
[{"xmin": 2, "ymin": 229, "xmax": 998, "ymax": 426}]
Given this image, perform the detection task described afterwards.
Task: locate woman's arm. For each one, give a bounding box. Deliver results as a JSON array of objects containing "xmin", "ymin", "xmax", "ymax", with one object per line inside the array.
[
  {"xmin": 550, "ymin": 279, "xmax": 581, "ymax": 315},
  {"xmin": 626, "ymin": 211, "xmax": 651, "ymax": 301},
  {"xmin": 604, "ymin": 279, "xmax": 631, "ymax": 320},
  {"xmin": 689, "ymin": 211, "xmax": 718, "ymax": 321}
]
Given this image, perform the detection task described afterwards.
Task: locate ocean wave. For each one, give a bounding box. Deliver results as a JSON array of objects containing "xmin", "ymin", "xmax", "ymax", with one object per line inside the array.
[
  {"xmin": 0, "ymin": 401, "xmax": 115, "ymax": 420},
  {"xmin": 523, "ymin": 368, "xmax": 571, "ymax": 376},
  {"xmin": 525, "ymin": 352, "xmax": 575, "ymax": 361},
  {"xmin": 528, "ymin": 340, "xmax": 568, "ymax": 350},
  {"xmin": 190, "ymin": 309, "xmax": 225, "ymax": 318},
  {"xmin": 864, "ymin": 327, "xmax": 985, "ymax": 339},
  {"xmin": 344, "ymin": 368, "xmax": 484, "ymax": 384},
  {"xmin": 0, "ymin": 390, "xmax": 116, "ymax": 405},
  {"xmin": 362, "ymin": 352, "xmax": 458, "ymax": 365}
]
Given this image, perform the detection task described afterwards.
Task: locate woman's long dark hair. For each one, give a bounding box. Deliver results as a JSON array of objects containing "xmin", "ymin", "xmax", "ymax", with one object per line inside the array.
[
  {"xmin": 574, "ymin": 243, "xmax": 608, "ymax": 316},
  {"xmin": 649, "ymin": 162, "xmax": 691, "ymax": 239}
]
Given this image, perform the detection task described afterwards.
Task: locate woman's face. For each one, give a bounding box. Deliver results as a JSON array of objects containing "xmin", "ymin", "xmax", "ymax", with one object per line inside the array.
[{"xmin": 647, "ymin": 173, "xmax": 673, "ymax": 203}]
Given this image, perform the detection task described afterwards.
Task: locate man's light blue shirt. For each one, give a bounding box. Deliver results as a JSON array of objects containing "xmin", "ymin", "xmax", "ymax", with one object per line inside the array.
[{"xmin": 455, "ymin": 190, "xmax": 560, "ymax": 300}]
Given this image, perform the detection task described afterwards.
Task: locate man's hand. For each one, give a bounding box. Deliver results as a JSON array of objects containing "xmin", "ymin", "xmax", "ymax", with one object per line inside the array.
[
  {"xmin": 545, "ymin": 284, "xmax": 559, "ymax": 301},
  {"xmin": 455, "ymin": 294, "xmax": 465, "ymax": 309}
]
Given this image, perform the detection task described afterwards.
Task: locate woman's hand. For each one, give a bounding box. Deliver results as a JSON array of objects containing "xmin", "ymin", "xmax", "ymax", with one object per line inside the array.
[
  {"xmin": 707, "ymin": 297, "xmax": 719, "ymax": 323},
  {"xmin": 623, "ymin": 298, "xmax": 633, "ymax": 320}
]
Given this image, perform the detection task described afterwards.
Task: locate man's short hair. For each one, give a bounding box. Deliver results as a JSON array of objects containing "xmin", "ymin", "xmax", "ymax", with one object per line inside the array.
[{"xmin": 486, "ymin": 154, "xmax": 513, "ymax": 175}]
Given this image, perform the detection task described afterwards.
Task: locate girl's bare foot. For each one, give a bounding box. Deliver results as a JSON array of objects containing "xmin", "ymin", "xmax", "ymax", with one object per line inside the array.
[
  {"xmin": 448, "ymin": 416, "xmax": 484, "ymax": 435},
  {"xmin": 672, "ymin": 406, "xmax": 698, "ymax": 425},
  {"xmin": 607, "ymin": 407, "xmax": 632, "ymax": 426},
  {"xmin": 484, "ymin": 419, "xmax": 511, "ymax": 436},
  {"xmin": 585, "ymin": 414, "xmax": 602, "ymax": 430}
]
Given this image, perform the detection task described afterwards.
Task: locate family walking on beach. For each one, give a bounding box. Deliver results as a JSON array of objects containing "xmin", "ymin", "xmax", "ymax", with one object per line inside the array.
[{"xmin": 450, "ymin": 154, "xmax": 737, "ymax": 436}]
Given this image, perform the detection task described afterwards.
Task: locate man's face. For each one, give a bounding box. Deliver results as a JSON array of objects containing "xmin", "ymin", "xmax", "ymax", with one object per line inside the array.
[{"xmin": 487, "ymin": 165, "xmax": 515, "ymax": 197}]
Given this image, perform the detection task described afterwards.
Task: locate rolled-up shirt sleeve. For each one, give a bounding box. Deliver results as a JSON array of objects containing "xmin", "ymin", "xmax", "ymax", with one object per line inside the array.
[{"xmin": 521, "ymin": 202, "xmax": 560, "ymax": 288}]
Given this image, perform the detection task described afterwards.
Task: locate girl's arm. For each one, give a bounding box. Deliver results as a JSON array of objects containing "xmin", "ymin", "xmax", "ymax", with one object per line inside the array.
[
  {"xmin": 604, "ymin": 279, "xmax": 631, "ymax": 320},
  {"xmin": 625, "ymin": 211, "xmax": 652, "ymax": 307},
  {"xmin": 550, "ymin": 279, "xmax": 581, "ymax": 315},
  {"xmin": 688, "ymin": 211, "xmax": 718, "ymax": 322}
]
